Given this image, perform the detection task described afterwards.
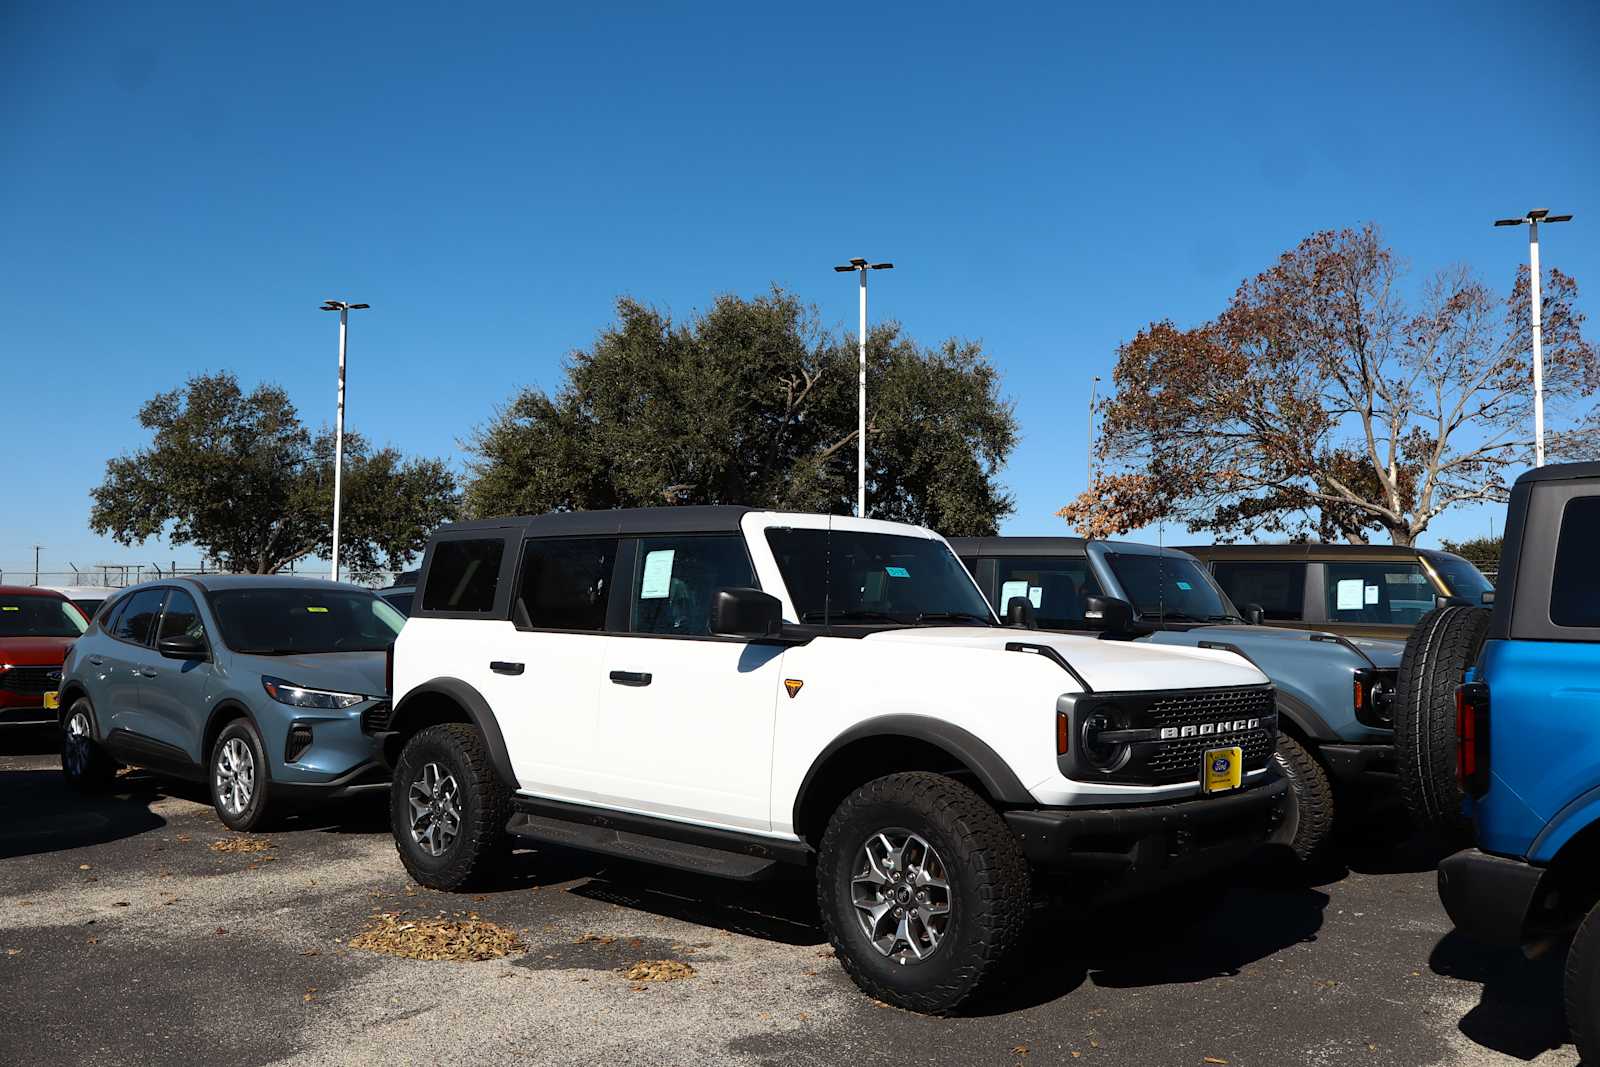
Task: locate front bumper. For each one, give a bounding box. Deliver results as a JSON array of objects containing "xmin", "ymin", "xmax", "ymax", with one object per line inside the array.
[
  {"xmin": 271, "ymin": 759, "xmax": 391, "ymax": 801},
  {"xmin": 1003, "ymin": 774, "xmax": 1288, "ymax": 885},
  {"xmin": 0, "ymin": 692, "xmax": 57, "ymax": 726},
  {"xmin": 1319, "ymin": 742, "xmax": 1397, "ymax": 782},
  {"xmin": 1437, "ymin": 848, "xmax": 1546, "ymax": 947}
]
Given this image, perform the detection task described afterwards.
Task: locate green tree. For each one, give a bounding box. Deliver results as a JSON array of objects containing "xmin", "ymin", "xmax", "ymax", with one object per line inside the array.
[
  {"xmin": 90, "ymin": 372, "xmax": 459, "ymax": 579},
  {"xmin": 1439, "ymin": 535, "xmax": 1502, "ymax": 570},
  {"xmin": 465, "ymin": 288, "xmax": 1017, "ymax": 535}
]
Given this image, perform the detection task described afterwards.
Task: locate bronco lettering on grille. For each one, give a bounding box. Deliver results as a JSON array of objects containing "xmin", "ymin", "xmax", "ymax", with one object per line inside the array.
[{"xmin": 1158, "ymin": 717, "xmax": 1262, "ymax": 740}]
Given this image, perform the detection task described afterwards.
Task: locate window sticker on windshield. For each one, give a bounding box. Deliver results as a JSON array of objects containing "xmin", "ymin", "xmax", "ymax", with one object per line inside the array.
[
  {"xmin": 640, "ymin": 549, "xmax": 675, "ymax": 599},
  {"xmin": 1, "ymin": 606, "xmax": 16, "ymax": 611},
  {"xmin": 885, "ymin": 566, "xmax": 910, "ymax": 578},
  {"xmin": 1176, "ymin": 580, "xmax": 1192, "ymax": 590},
  {"xmin": 1335, "ymin": 579, "xmax": 1364, "ymax": 610},
  {"xmin": 307, "ymin": 606, "xmax": 329, "ymax": 613},
  {"xmin": 1364, "ymin": 585, "xmax": 1380, "ymax": 605}
]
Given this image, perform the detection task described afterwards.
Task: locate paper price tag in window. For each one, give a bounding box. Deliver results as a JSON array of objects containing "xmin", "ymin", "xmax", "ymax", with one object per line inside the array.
[
  {"xmin": 1364, "ymin": 585, "xmax": 1380, "ymax": 605},
  {"xmin": 1000, "ymin": 580, "xmax": 1029, "ymax": 606},
  {"xmin": 640, "ymin": 549, "xmax": 675, "ymax": 599},
  {"xmin": 1335, "ymin": 579, "xmax": 1364, "ymax": 610}
]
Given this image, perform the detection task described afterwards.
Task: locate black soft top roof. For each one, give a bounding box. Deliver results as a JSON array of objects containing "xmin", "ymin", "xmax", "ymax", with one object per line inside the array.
[
  {"xmin": 436, "ymin": 505, "xmax": 760, "ymax": 540},
  {"xmin": 1512, "ymin": 461, "xmax": 1600, "ymax": 485}
]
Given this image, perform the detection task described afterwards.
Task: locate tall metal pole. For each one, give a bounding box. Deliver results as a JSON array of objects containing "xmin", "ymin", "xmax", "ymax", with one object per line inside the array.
[
  {"xmin": 33, "ymin": 545, "xmax": 41, "ymax": 586},
  {"xmin": 858, "ymin": 269, "xmax": 868, "ymax": 519},
  {"xmin": 331, "ymin": 307, "xmax": 348, "ymax": 581},
  {"xmin": 1088, "ymin": 376, "xmax": 1101, "ymax": 488},
  {"xmin": 1529, "ymin": 220, "xmax": 1545, "ymax": 467}
]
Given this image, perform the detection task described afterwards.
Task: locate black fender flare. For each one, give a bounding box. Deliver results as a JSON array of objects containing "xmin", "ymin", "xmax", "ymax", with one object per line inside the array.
[
  {"xmin": 792, "ymin": 714, "xmax": 1033, "ymax": 831},
  {"xmin": 391, "ymin": 677, "xmax": 516, "ymax": 788},
  {"xmin": 1274, "ymin": 689, "xmax": 1339, "ymax": 743}
]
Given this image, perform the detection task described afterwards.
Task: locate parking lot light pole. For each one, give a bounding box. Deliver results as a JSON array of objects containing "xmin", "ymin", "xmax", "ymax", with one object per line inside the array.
[
  {"xmin": 320, "ymin": 300, "xmax": 370, "ymax": 581},
  {"xmin": 833, "ymin": 257, "xmax": 893, "ymax": 518},
  {"xmin": 1494, "ymin": 208, "xmax": 1573, "ymax": 467}
]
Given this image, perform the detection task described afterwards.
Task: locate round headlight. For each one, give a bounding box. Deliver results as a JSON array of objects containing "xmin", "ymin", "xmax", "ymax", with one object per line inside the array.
[{"xmin": 1081, "ymin": 708, "xmax": 1131, "ymax": 771}]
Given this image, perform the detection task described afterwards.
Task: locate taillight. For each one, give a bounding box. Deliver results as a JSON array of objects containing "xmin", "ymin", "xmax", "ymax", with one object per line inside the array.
[
  {"xmin": 385, "ymin": 642, "xmax": 395, "ymax": 697},
  {"xmin": 1456, "ymin": 682, "xmax": 1490, "ymax": 797}
]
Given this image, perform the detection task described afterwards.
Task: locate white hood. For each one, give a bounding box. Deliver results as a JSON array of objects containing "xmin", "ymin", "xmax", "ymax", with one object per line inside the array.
[{"xmin": 861, "ymin": 626, "xmax": 1269, "ymax": 693}]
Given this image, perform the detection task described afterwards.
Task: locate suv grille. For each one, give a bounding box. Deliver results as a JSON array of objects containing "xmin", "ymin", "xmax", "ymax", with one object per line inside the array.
[
  {"xmin": 361, "ymin": 702, "xmax": 391, "ymax": 734},
  {"xmin": 0, "ymin": 666, "xmax": 62, "ymax": 695},
  {"xmin": 1062, "ymin": 684, "xmax": 1278, "ymax": 786}
]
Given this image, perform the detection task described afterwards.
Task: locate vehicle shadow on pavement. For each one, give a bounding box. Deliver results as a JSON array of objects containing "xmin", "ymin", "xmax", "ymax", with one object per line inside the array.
[
  {"xmin": 565, "ymin": 861, "xmax": 826, "ymax": 946},
  {"xmin": 968, "ymin": 883, "xmax": 1331, "ymax": 1014},
  {"xmin": 0, "ymin": 762, "xmax": 169, "ymax": 861},
  {"xmin": 1429, "ymin": 930, "xmax": 1573, "ymax": 1062}
]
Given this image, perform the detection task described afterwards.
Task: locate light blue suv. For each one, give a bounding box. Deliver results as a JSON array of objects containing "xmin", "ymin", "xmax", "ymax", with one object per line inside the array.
[
  {"xmin": 952, "ymin": 537, "xmax": 1405, "ymax": 864},
  {"xmin": 56, "ymin": 575, "xmax": 403, "ymax": 830}
]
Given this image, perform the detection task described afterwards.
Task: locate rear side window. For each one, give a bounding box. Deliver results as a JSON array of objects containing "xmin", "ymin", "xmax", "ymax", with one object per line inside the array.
[
  {"xmin": 1212, "ymin": 561, "xmax": 1306, "ymax": 621},
  {"xmin": 422, "ymin": 539, "xmax": 505, "ymax": 614},
  {"xmin": 517, "ymin": 538, "xmax": 618, "ymax": 631},
  {"xmin": 1324, "ymin": 562, "xmax": 1432, "ymax": 626},
  {"xmin": 112, "ymin": 588, "xmax": 168, "ymax": 646},
  {"xmin": 630, "ymin": 535, "xmax": 756, "ymax": 636},
  {"xmin": 1550, "ymin": 497, "xmax": 1600, "ymax": 627}
]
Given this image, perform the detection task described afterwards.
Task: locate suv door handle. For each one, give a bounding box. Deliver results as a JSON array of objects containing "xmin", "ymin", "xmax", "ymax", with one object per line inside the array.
[
  {"xmin": 89, "ymin": 655, "xmax": 105, "ymax": 666},
  {"xmin": 609, "ymin": 670, "xmax": 652, "ymax": 687},
  {"xmin": 490, "ymin": 661, "xmax": 525, "ymax": 676},
  {"xmin": 139, "ymin": 667, "xmax": 159, "ymax": 677}
]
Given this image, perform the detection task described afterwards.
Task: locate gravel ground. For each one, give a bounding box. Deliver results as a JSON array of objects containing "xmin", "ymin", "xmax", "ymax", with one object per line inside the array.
[{"xmin": 0, "ymin": 725, "xmax": 1580, "ymax": 1067}]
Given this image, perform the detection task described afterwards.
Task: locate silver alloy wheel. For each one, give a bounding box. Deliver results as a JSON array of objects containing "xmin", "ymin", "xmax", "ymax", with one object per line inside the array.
[
  {"xmin": 408, "ymin": 762, "xmax": 462, "ymax": 857},
  {"xmin": 851, "ymin": 828, "xmax": 953, "ymax": 964},
  {"xmin": 63, "ymin": 711, "xmax": 93, "ymax": 778},
  {"xmin": 215, "ymin": 737, "xmax": 256, "ymax": 816}
]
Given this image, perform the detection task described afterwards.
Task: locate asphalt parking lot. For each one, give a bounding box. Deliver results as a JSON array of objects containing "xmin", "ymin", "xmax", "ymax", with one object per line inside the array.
[{"xmin": 0, "ymin": 726, "xmax": 1580, "ymax": 1067}]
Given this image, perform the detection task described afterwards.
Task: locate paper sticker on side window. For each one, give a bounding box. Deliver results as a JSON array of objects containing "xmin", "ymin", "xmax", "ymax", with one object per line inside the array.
[
  {"xmin": 640, "ymin": 549, "xmax": 675, "ymax": 599},
  {"xmin": 885, "ymin": 566, "xmax": 910, "ymax": 578}
]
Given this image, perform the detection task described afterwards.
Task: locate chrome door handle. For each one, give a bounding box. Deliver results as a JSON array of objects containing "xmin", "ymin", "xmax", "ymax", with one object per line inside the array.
[{"xmin": 608, "ymin": 670, "xmax": 652, "ymax": 687}]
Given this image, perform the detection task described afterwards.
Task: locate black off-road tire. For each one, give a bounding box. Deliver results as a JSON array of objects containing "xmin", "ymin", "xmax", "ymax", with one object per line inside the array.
[
  {"xmin": 1270, "ymin": 732, "xmax": 1335, "ymax": 865},
  {"xmin": 61, "ymin": 698, "xmax": 117, "ymax": 792},
  {"xmin": 391, "ymin": 723, "xmax": 512, "ymax": 891},
  {"xmin": 210, "ymin": 718, "xmax": 277, "ymax": 832},
  {"xmin": 1394, "ymin": 605, "xmax": 1491, "ymax": 837},
  {"xmin": 816, "ymin": 772, "xmax": 1030, "ymax": 1014},
  {"xmin": 1567, "ymin": 898, "xmax": 1600, "ymax": 1064}
]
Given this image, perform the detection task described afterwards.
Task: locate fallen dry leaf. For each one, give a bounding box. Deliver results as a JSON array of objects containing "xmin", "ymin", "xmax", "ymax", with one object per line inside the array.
[
  {"xmin": 576, "ymin": 933, "xmax": 617, "ymax": 946},
  {"xmin": 211, "ymin": 837, "xmax": 274, "ymax": 854},
  {"xmin": 1012, "ymin": 1047, "xmax": 1029, "ymax": 1056},
  {"xmin": 78, "ymin": 864, "xmax": 91, "ymax": 871},
  {"xmin": 620, "ymin": 959, "xmax": 696, "ymax": 983},
  {"xmin": 112, "ymin": 902, "xmax": 130, "ymax": 908},
  {"xmin": 348, "ymin": 912, "xmax": 525, "ymax": 962},
  {"xmin": 1203, "ymin": 1058, "xmax": 1229, "ymax": 1065}
]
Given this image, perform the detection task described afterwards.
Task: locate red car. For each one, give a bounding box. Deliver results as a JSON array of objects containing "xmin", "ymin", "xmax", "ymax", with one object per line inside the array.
[{"xmin": 0, "ymin": 585, "xmax": 89, "ymax": 726}]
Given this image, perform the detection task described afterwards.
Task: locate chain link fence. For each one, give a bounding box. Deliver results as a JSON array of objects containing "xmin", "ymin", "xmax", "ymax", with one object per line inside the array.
[{"xmin": 1, "ymin": 565, "xmax": 403, "ymax": 590}]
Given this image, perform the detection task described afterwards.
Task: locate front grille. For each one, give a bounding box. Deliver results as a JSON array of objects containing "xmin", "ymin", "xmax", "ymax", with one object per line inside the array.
[
  {"xmin": 0, "ymin": 666, "xmax": 61, "ymax": 695},
  {"xmin": 1061, "ymin": 684, "xmax": 1278, "ymax": 786},
  {"xmin": 361, "ymin": 702, "xmax": 391, "ymax": 734}
]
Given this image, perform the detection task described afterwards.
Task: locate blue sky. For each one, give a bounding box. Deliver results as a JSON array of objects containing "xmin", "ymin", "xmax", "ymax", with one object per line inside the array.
[{"xmin": 3, "ymin": 1, "xmax": 1597, "ymax": 577}]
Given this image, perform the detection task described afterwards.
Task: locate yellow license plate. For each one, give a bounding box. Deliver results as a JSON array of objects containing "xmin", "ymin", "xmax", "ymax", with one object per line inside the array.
[
  {"xmin": 1202, "ymin": 746, "xmax": 1243, "ymax": 794},
  {"xmin": 43, "ymin": 691, "xmax": 60, "ymax": 710}
]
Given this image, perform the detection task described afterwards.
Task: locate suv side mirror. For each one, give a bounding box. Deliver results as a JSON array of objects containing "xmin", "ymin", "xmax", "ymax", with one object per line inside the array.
[
  {"xmin": 157, "ymin": 633, "xmax": 207, "ymax": 660},
  {"xmin": 1005, "ymin": 596, "xmax": 1038, "ymax": 629},
  {"xmin": 1242, "ymin": 602, "xmax": 1265, "ymax": 626},
  {"xmin": 710, "ymin": 587, "xmax": 785, "ymax": 640},
  {"xmin": 1084, "ymin": 595, "xmax": 1136, "ymax": 636},
  {"xmin": 1435, "ymin": 594, "xmax": 1473, "ymax": 610}
]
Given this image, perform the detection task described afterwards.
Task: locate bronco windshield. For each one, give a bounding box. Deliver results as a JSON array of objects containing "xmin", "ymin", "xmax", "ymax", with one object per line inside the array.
[
  {"xmin": 0, "ymin": 595, "xmax": 88, "ymax": 638},
  {"xmin": 1425, "ymin": 552, "xmax": 1493, "ymax": 600},
  {"xmin": 211, "ymin": 587, "xmax": 405, "ymax": 655},
  {"xmin": 764, "ymin": 528, "xmax": 995, "ymax": 628},
  {"xmin": 1104, "ymin": 553, "xmax": 1237, "ymax": 623}
]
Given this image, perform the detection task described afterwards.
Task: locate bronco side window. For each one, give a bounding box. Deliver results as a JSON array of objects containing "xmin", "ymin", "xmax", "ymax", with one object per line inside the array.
[
  {"xmin": 516, "ymin": 537, "xmax": 618, "ymax": 631},
  {"xmin": 628, "ymin": 535, "xmax": 756, "ymax": 636},
  {"xmin": 421, "ymin": 539, "xmax": 505, "ymax": 614},
  {"xmin": 1550, "ymin": 496, "xmax": 1600, "ymax": 628},
  {"xmin": 1212, "ymin": 561, "xmax": 1305, "ymax": 621}
]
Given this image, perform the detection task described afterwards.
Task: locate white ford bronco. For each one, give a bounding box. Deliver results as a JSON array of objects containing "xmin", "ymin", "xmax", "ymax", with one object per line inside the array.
[{"xmin": 385, "ymin": 507, "xmax": 1287, "ymax": 1011}]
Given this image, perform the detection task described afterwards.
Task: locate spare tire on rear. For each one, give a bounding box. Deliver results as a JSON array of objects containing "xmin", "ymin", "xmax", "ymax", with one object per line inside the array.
[{"xmin": 1394, "ymin": 605, "xmax": 1491, "ymax": 837}]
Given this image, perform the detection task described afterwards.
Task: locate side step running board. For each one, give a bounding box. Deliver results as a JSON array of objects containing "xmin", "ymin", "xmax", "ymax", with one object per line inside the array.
[
  {"xmin": 504, "ymin": 795, "xmax": 813, "ymax": 882},
  {"xmin": 506, "ymin": 813, "xmax": 780, "ymax": 880}
]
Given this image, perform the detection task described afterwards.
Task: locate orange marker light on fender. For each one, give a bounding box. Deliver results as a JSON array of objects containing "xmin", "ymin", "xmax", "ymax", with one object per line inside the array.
[{"xmin": 1056, "ymin": 712, "xmax": 1070, "ymax": 755}]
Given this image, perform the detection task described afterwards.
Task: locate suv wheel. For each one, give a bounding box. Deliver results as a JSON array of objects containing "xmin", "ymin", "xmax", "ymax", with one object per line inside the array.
[
  {"xmin": 1568, "ymin": 898, "xmax": 1600, "ymax": 1064},
  {"xmin": 211, "ymin": 718, "xmax": 276, "ymax": 832},
  {"xmin": 61, "ymin": 699, "xmax": 116, "ymax": 792},
  {"xmin": 391, "ymin": 723, "xmax": 511, "ymax": 891},
  {"xmin": 1270, "ymin": 733, "xmax": 1334, "ymax": 865},
  {"xmin": 1394, "ymin": 605, "xmax": 1491, "ymax": 837},
  {"xmin": 817, "ymin": 772, "xmax": 1029, "ymax": 1013}
]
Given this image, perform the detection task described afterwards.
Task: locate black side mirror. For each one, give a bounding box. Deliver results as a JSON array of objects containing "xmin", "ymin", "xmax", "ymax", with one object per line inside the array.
[
  {"xmin": 157, "ymin": 633, "xmax": 207, "ymax": 660},
  {"xmin": 1242, "ymin": 602, "xmax": 1265, "ymax": 626},
  {"xmin": 1435, "ymin": 594, "xmax": 1473, "ymax": 610},
  {"xmin": 710, "ymin": 587, "xmax": 785, "ymax": 640},
  {"xmin": 1084, "ymin": 595, "xmax": 1136, "ymax": 635},
  {"xmin": 1005, "ymin": 596, "xmax": 1038, "ymax": 629}
]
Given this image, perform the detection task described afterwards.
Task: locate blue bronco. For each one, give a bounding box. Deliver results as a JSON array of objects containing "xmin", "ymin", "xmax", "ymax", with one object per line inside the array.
[
  {"xmin": 951, "ymin": 536, "xmax": 1406, "ymax": 865},
  {"xmin": 1399, "ymin": 462, "xmax": 1600, "ymax": 1061}
]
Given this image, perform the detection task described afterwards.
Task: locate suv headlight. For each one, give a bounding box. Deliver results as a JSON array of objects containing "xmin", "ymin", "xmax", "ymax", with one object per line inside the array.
[
  {"xmin": 1080, "ymin": 708, "xmax": 1133, "ymax": 771},
  {"xmin": 262, "ymin": 676, "xmax": 365, "ymax": 710}
]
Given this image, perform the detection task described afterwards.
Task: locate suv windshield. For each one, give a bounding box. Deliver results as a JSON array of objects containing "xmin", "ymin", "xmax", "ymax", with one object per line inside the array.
[
  {"xmin": 1425, "ymin": 552, "xmax": 1493, "ymax": 600},
  {"xmin": 765, "ymin": 528, "xmax": 994, "ymax": 627},
  {"xmin": 211, "ymin": 587, "xmax": 405, "ymax": 654},
  {"xmin": 1103, "ymin": 553, "xmax": 1236, "ymax": 623},
  {"xmin": 0, "ymin": 595, "xmax": 88, "ymax": 638}
]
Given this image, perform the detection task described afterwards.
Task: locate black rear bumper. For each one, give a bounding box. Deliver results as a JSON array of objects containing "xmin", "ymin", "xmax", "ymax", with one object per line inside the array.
[
  {"xmin": 1003, "ymin": 775, "xmax": 1288, "ymax": 884},
  {"xmin": 1437, "ymin": 848, "xmax": 1546, "ymax": 947}
]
